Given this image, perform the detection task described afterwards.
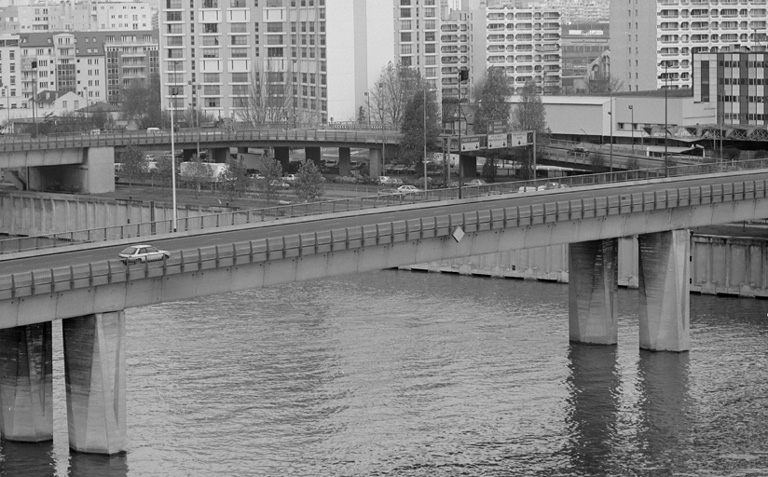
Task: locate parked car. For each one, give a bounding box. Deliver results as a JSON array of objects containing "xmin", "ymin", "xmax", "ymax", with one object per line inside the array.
[
  {"xmin": 283, "ymin": 173, "xmax": 298, "ymax": 184},
  {"xmin": 466, "ymin": 179, "xmax": 488, "ymax": 187},
  {"xmin": 119, "ymin": 244, "xmax": 170, "ymax": 264},
  {"xmin": 397, "ymin": 185, "xmax": 423, "ymax": 194},
  {"xmin": 389, "ymin": 177, "xmax": 404, "ymax": 186},
  {"xmin": 378, "ymin": 175, "xmax": 394, "ymax": 185},
  {"xmin": 269, "ymin": 180, "xmax": 290, "ymax": 189}
]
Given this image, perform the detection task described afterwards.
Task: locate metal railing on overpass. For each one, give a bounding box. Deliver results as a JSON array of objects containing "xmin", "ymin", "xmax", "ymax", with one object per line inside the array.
[
  {"xmin": 3, "ymin": 158, "xmax": 768, "ymax": 256},
  {"xmin": 2, "ymin": 168, "xmax": 768, "ymax": 303},
  {"xmin": 0, "ymin": 128, "xmax": 403, "ymax": 152}
]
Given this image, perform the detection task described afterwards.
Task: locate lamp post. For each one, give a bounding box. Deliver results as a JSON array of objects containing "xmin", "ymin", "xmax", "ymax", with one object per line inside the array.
[
  {"xmin": 364, "ymin": 91, "xmax": 371, "ymax": 128},
  {"xmin": 629, "ymin": 105, "xmax": 634, "ymax": 157},
  {"xmin": 188, "ymin": 80, "xmax": 201, "ymax": 160},
  {"xmin": 664, "ymin": 60, "xmax": 669, "ymax": 177},
  {"xmin": 1, "ymin": 86, "xmax": 9, "ymax": 132},
  {"xmin": 458, "ymin": 67, "xmax": 468, "ymax": 198},
  {"xmin": 608, "ymin": 90, "xmax": 613, "ymax": 174},
  {"xmin": 423, "ymin": 87, "xmax": 428, "ymax": 193},
  {"xmin": 169, "ymin": 63, "xmax": 178, "ymax": 232},
  {"xmin": 30, "ymin": 60, "xmax": 38, "ymax": 137}
]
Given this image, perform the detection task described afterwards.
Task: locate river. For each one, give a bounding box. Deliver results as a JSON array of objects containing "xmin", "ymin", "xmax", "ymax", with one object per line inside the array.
[{"xmin": 2, "ymin": 270, "xmax": 768, "ymax": 476}]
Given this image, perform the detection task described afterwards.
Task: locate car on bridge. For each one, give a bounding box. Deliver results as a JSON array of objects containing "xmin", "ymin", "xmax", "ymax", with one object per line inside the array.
[
  {"xmin": 119, "ymin": 244, "xmax": 170, "ymax": 265},
  {"xmin": 397, "ymin": 185, "xmax": 423, "ymax": 194}
]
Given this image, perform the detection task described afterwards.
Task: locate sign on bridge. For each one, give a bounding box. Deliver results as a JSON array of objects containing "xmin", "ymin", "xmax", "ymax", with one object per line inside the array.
[
  {"xmin": 509, "ymin": 131, "xmax": 534, "ymax": 147},
  {"xmin": 487, "ymin": 133, "xmax": 507, "ymax": 149}
]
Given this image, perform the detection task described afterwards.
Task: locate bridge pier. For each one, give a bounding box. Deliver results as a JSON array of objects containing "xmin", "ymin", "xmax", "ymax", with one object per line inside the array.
[
  {"xmin": 368, "ymin": 148, "xmax": 382, "ymax": 177},
  {"xmin": 638, "ymin": 230, "xmax": 691, "ymax": 352},
  {"xmin": 305, "ymin": 146, "xmax": 321, "ymax": 167},
  {"xmin": 0, "ymin": 322, "xmax": 53, "ymax": 442},
  {"xmin": 63, "ymin": 311, "xmax": 127, "ymax": 454},
  {"xmin": 274, "ymin": 147, "xmax": 290, "ymax": 172},
  {"xmin": 338, "ymin": 147, "xmax": 351, "ymax": 176},
  {"xmin": 568, "ymin": 239, "xmax": 619, "ymax": 345},
  {"xmin": 27, "ymin": 147, "xmax": 115, "ymax": 194}
]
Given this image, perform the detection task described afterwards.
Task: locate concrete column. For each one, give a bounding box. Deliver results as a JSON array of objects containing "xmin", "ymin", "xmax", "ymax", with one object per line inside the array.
[
  {"xmin": 368, "ymin": 148, "xmax": 382, "ymax": 177},
  {"xmin": 209, "ymin": 147, "xmax": 229, "ymax": 163},
  {"xmin": 338, "ymin": 147, "xmax": 351, "ymax": 176},
  {"xmin": 274, "ymin": 146, "xmax": 291, "ymax": 172},
  {"xmin": 568, "ymin": 239, "xmax": 619, "ymax": 345},
  {"xmin": 63, "ymin": 311, "xmax": 127, "ymax": 455},
  {"xmin": 305, "ymin": 146, "xmax": 321, "ymax": 167},
  {"xmin": 458, "ymin": 154, "xmax": 476, "ymax": 180},
  {"xmin": 0, "ymin": 322, "xmax": 53, "ymax": 442},
  {"xmin": 638, "ymin": 230, "xmax": 691, "ymax": 352}
]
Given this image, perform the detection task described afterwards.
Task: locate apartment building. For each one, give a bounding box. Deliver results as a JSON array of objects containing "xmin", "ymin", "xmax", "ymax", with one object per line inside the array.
[
  {"xmin": 611, "ymin": 0, "xmax": 768, "ymax": 92},
  {"xmin": 0, "ymin": 2, "xmax": 153, "ymax": 33},
  {"xmin": 483, "ymin": 4, "xmax": 563, "ymax": 95},
  {"xmin": 393, "ymin": 0, "xmax": 441, "ymax": 91},
  {"xmin": 693, "ymin": 51, "xmax": 768, "ymax": 127}
]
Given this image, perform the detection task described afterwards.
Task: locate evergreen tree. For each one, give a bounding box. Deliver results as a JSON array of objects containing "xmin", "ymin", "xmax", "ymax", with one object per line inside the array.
[
  {"xmin": 294, "ymin": 160, "xmax": 325, "ymax": 202},
  {"xmin": 398, "ymin": 87, "xmax": 440, "ymax": 169},
  {"xmin": 511, "ymin": 81, "xmax": 547, "ymax": 133},
  {"xmin": 120, "ymin": 146, "xmax": 146, "ymax": 191},
  {"xmin": 473, "ymin": 67, "xmax": 512, "ymax": 134},
  {"xmin": 261, "ymin": 157, "xmax": 284, "ymax": 204},
  {"xmin": 220, "ymin": 156, "xmax": 249, "ymax": 203}
]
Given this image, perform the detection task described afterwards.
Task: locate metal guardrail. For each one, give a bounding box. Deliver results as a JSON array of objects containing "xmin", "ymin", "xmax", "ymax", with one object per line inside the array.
[
  {"xmin": 3, "ymin": 157, "xmax": 768, "ymax": 255},
  {"xmin": 0, "ymin": 128, "xmax": 403, "ymax": 152},
  {"xmin": 2, "ymin": 171, "xmax": 767, "ymax": 302}
]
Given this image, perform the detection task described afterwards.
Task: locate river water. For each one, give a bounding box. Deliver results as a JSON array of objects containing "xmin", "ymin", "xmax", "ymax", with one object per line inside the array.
[{"xmin": 2, "ymin": 271, "xmax": 768, "ymax": 476}]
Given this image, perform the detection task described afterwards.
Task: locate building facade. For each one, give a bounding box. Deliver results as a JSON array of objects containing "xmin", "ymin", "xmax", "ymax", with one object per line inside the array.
[
  {"xmin": 692, "ymin": 51, "xmax": 768, "ymax": 127},
  {"xmin": 611, "ymin": 0, "xmax": 768, "ymax": 92}
]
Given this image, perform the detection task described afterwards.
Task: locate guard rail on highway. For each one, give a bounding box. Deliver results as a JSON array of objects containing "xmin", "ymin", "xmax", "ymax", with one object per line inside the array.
[
  {"xmin": 2, "ymin": 170, "xmax": 767, "ymax": 301},
  {"xmin": 2, "ymin": 158, "xmax": 767, "ymax": 256}
]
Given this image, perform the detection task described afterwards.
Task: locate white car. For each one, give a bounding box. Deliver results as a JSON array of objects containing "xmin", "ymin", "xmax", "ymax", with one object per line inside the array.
[
  {"xmin": 397, "ymin": 185, "xmax": 423, "ymax": 194},
  {"xmin": 119, "ymin": 244, "xmax": 170, "ymax": 264},
  {"xmin": 269, "ymin": 179, "xmax": 291, "ymax": 189},
  {"xmin": 283, "ymin": 174, "xmax": 298, "ymax": 183}
]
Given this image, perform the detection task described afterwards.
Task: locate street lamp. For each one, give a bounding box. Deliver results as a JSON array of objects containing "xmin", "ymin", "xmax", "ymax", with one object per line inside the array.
[
  {"xmin": 663, "ymin": 60, "xmax": 669, "ymax": 177},
  {"xmin": 188, "ymin": 80, "xmax": 201, "ymax": 160},
  {"xmin": 169, "ymin": 62, "xmax": 179, "ymax": 232},
  {"xmin": 30, "ymin": 60, "xmax": 38, "ymax": 137},
  {"xmin": 364, "ymin": 91, "xmax": 371, "ymax": 128},
  {"xmin": 1, "ymin": 85, "xmax": 9, "ymax": 132},
  {"xmin": 628, "ymin": 105, "xmax": 635, "ymax": 157},
  {"xmin": 423, "ymin": 87, "xmax": 428, "ymax": 193},
  {"xmin": 608, "ymin": 90, "xmax": 613, "ymax": 174}
]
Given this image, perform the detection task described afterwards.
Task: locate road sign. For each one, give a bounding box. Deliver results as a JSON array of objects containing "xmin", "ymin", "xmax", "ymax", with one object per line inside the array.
[
  {"xmin": 490, "ymin": 120, "xmax": 506, "ymax": 134},
  {"xmin": 487, "ymin": 133, "xmax": 507, "ymax": 149},
  {"xmin": 509, "ymin": 131, "xmax": 533, "ymax": 147},
  {"xmin": 461, "ymin": 137, "xmax": 480, "ymax": 151}
]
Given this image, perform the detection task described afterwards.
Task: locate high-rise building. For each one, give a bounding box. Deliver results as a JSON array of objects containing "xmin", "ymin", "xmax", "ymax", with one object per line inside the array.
[
  {"xmin": 611, "ymin": 0, "xmax": 768, "ymax": 92},
  {"xmin": 693, "ymin": 51, "xmax": 768, "ymax": 127}
]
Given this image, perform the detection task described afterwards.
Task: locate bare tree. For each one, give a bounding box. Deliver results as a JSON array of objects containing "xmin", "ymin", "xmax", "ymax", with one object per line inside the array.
[
  {"xmin": 369, "ymin": 62, "xmax": 422, "ymax": 127},
  {"xmin": 237, "ymin": 59, "xmax": 294, "ymax": 126}
]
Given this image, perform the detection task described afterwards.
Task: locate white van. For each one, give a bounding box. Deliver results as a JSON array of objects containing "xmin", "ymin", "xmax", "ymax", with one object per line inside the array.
[{"xmin": 146, "ymin": 127, "xmax": 161, "ymax": 134}]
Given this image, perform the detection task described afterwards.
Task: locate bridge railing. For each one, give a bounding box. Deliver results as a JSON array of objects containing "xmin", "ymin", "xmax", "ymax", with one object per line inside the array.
[
  {"xmin": 0, "ymin": 128, "xmax": 403, "ymax": 152},
  {"xmin": 2, "ymin": 170, "xmax": 768, "ymax": 302},
  {"xmin": 3, "ymin": 157, "xmax": 768, "ymax": 256}
]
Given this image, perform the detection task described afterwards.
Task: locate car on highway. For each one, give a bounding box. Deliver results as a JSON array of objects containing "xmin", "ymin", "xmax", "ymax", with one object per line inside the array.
[
  {"xmin": 377, "ymin": 188, "xmax": 403, "ymax": 196},
  {"xmin": 397, "ymin": 185, "xmax": 423, "ymax": 194},
  {"xmin": 119, "ymin": 244, "xmax": 170, "ymax": 264}
]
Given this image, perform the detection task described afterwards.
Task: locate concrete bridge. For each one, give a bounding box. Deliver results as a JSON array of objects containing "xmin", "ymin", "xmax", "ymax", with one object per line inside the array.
[
  {"xmin": 0, "ymin": 128, "xmax": 404, "ymax": 193},
  {"xmin": 1, "ymin": 169, "xmax": 768, "ymax": 455}
]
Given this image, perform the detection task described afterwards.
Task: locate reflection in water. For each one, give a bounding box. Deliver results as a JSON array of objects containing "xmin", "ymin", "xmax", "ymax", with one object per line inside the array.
[
  {"xmin": 69, "ymin": 452, "xmax": 128, "ymax": 477},
  {"xmin": 636, "ymin": 350, "xmax": 691, "ymax": 472},
  {"xmin": 0, "ymin": 439, "xmax": 55, "ymax": 477},
  {"xmin": 562, "ymin": 344, "xmax": 621, "ymax": 476}
]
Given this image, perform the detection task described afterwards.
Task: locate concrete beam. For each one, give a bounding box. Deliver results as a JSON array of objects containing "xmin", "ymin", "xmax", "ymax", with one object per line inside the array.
[
  {"xmin": 568, "ymin": 239, "xmax": 619, "ymax": 345},
  {"xmin": 63, "ymin": 311, "xmax": 126, "ymax": 454},
  {"xmin": 638, "ymin": 230, "xmax": 691, "ymax": 352},
  {"xmin": 0, "ymin": 322, "xmax": 53, "ymax": 442},
  {"xmin": 368, "ymin": 148, "xmax": 382, "ymax": 177}
]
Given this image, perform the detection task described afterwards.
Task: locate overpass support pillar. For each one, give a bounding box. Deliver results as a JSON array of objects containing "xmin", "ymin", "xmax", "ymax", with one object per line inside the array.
[
  {"xmin": 638, "ymin": 230, "xmax": 690, "ymax": 352},
  {"xmin": 305, "ymin": 146, "xmax": 321, "ymax": 167},
  {"xmin": 63, "ymin": 311, "xmax": 127, "ymax": 454},
  {"xmin": 458, "ymin": 154, "xmax": 476, "ymax": 181},
  {"xmin": 338, "ymin": 147, "xmax": 351, "ymax": 176},
  {"xmin": 209, "ymin": 147, "xmax": 229, "ymax": 163},
  {"xmin": 0, "ymin": 323, "xmax": 53, "ymax": 442},
  {"xmin": 274, "ymin": 147, "xmax": 291, "ymax": 171},
  {"xmin": 568, "ymin": 239, "xmax": 618, "ymax": 345},
  {"xmin": 368, "ymin": 148, "xmax": 382, "ymax": 177}
]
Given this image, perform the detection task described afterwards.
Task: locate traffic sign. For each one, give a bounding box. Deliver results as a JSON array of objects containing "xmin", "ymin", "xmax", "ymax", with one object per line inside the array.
[
  {"xmin": 509, "ymin": 131, "xmax": 533, "ymax": 147},
  {"xmin": 487, "ymin": 133, "xmax": 507, "ymax": 149},
  {"xmin": 461, "ymin": 137, "xmax": 480, "ymax": 151}
]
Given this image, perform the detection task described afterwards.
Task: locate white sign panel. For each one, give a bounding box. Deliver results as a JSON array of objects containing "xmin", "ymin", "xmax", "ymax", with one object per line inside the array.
[
  {"xmin": 487, "ymin": 133, "xmax": 507, "ymax": 149},
  {"xmin": 461, "ymin": 140, "xmax": 480, "ymax": 151},
  {"xmin": 509, "ymin": 131, "xmax": 529, "ymax": 147}
]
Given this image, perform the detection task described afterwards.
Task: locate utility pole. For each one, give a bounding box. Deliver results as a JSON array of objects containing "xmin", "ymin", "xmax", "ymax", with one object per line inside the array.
[
  {"xmin": 458, "ymin": 67, "xmax": 468, "ymax": 199},
  {"xmin": 31, "ymin": 60, "xmax": 38, "ymax": 137},
  {"xmin": 664, "ymin": 60, "xmax": 669, "ymax": 177}
]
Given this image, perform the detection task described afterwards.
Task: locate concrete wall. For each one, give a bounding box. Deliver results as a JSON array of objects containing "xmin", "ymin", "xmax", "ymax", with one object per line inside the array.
[
  {"xmin": 406, "ymin": 234, "xmax": 768, "ymax": 298},
  {"xmin": 0, "ymin": 191, "xmax": 223, "ymax": 237}
]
